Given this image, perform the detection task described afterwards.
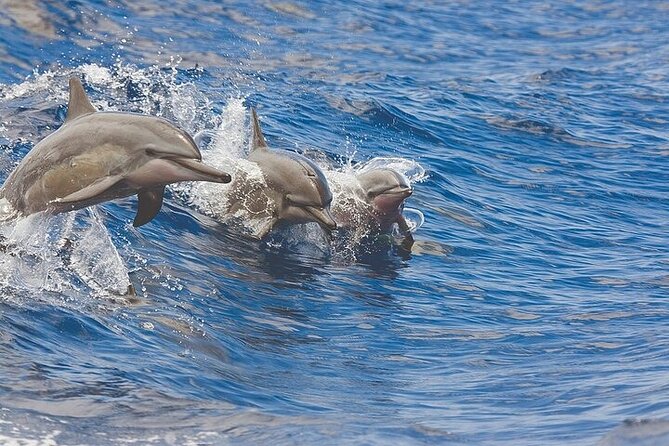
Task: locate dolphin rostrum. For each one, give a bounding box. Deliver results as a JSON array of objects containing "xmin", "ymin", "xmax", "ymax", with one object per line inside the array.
[
  {"xmin": 225, "ymin": 108, "xmax": 337, "ymax": 239},
  {"xmin": 0, "ymin": 77, "xmax": 231, "ymax": 226}
]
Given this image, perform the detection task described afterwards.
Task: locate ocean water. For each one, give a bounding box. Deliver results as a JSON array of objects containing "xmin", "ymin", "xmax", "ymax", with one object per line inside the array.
[{"xmin": 1, "ymin": 1, "xmax": 668, "ymax": 445}]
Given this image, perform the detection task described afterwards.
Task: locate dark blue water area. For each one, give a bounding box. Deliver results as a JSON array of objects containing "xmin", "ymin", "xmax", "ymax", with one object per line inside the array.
[{"xmin": 1, "ymin": 1, "xmax": 669, "ymax": 445}]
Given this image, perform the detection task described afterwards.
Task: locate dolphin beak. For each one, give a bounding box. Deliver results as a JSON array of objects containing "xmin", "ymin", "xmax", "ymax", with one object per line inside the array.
[
  {"xmin": 305, "ymin": 206, "xmax": 338, "ymax": 231},
  {"xmin": 170, "ymin": 158, "xmax": 232, "ymax": 183}
]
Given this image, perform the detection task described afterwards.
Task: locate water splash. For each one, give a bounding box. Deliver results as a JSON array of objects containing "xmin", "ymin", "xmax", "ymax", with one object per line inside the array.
[
  {"xmin": 172, "ymin": 98, "xmax": 282, "ymax": 239},
  {"xmin": 0, "ymin": 208, "xmax": 132, "ymax": 305},
  {"xmin": 399, "ymin": 208, "xmax": 424, "ymax": 233},
  {"xmin": 356, "ymin": 156, "xmax": 428, "ymax": 184},
  {"xmin": 174, "ymin": 101, "xmax": 427, "ymax": 256},
  {"xmin": 325, "ymin": 156, "xmax": 426, "ymax": 258}
]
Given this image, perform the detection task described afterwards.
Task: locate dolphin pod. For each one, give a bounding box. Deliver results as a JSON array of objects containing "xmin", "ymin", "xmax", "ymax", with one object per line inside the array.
[
  {"xmin": 0, "ymin": 77, "xmax": 417, "ymax": 244},
  {"xmin": 0, "ymin": 77, "xmax": 231, "ymax": 226}
]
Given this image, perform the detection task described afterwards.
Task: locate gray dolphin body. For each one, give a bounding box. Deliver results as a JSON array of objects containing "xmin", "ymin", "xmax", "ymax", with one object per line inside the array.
[
  {"xmin": 0, "ymin": 77, "xmax": 231, "ymax": 226},
  {"xmin": 225, "ymin": 109, "xmax": 337, "ymax": 239}
]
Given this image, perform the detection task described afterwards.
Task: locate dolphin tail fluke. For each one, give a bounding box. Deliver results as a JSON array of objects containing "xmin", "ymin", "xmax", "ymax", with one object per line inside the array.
[
  {"xmin": 250, "ymin": 108, "xmax": 268, "ymax": 151},
  {"xmin": 66, "ymin": 77, "xmax": 97, "ymax": 123},
  {"xmin": 133, "ymin": 186, "xmax": 165, "ymax": 227}
]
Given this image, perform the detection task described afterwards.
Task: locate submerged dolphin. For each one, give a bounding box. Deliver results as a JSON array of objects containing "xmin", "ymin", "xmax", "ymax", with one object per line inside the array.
[
  {"xmin": 0, "ymin": 77, "xmax": 231, "ymax": 226},
  {"xmin": 225, "ymin": 108, "xmax": 337, "ymax": 239}
]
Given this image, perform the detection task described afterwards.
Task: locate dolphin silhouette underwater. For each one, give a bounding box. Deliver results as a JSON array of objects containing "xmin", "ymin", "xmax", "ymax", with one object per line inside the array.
[
  {"xmin": 0, "ymin": 77, "xmax": 231, "ymax": 226},
  {"xmin": 224, "ymin": 108, "xmax": 337, "ymax": 239}
]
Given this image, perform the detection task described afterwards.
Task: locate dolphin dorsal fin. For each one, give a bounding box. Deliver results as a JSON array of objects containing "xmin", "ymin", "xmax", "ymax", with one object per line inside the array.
[
  {"xmin": 65, "ymin": 77, "xmax": 96, "ymax": 123},
  {"xmin": 251, "ymin": 108, "xmax": 268, "ymax": 151}
]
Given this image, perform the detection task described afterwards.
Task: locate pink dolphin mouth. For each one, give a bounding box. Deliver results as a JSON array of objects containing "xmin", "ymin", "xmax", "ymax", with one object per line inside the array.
[{"xmin": 373, "ymin": 186, "xmax": 412, "ymax": 214}]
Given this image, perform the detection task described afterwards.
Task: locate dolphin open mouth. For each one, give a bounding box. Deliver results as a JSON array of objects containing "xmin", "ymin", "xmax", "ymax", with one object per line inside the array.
[
  {"xmin": 305, "ymin": 206, "xmax": 338, "ymax": 231},
  {"xmin": 373, "ymin": 186, "xmax": 413, "ymax": 215},
  {"xmin": 170, "ymin": 158, "xmax": 232, "ymax": 183}
]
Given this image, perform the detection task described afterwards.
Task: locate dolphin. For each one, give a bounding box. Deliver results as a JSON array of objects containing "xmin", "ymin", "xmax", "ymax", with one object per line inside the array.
[
  {"xmin": 333, "ymin": 167, "xmax": 414, "ymax": 247},
  {"xmin": 0, "ymin": 77, "xmax": 231, "ymax": 227},
  {"xmin": 356, "ymin": 168, "xmax": 413, "ymax": 234},
  {"xmin": 225, "ymin": 108, "xmax": 337, "ymax": 239}
]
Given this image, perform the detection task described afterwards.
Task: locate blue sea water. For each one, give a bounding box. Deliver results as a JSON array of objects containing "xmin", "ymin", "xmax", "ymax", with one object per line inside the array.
[{"xmin": 1, "ymin": 1, "xmax": 668, "ymax": 445}]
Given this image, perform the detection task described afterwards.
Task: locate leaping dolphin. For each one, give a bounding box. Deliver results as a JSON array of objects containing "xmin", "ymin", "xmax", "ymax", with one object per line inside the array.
[
  {"xmin": 0, "ymin": 77, "xmax": 231, "ymax": 226},
  {"xmin": 225, "ymin": 108, "xmax": 337, "ymax": 239}
]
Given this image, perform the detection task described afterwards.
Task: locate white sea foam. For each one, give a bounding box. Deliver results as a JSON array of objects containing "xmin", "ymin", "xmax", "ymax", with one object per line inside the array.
[{"xmin": 0, "ymin": 69, "xmax": 62, "ymax": 102}]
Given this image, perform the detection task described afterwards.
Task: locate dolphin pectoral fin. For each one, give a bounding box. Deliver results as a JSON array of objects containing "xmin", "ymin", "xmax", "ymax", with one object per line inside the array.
[
  {"xmin": 133, "ymin": 186, "xmax": 165, "ymax": 227},
  {"xmin": 65, "ymin": 77, "xmax": 97, "ymax": 123},
  {"xmin": 58, "ymin": 175, "xmax": 123, "ymax": 204},
  {"xmin": 250, "ymin": 108, "xmax": 268, "ymax": 151}
]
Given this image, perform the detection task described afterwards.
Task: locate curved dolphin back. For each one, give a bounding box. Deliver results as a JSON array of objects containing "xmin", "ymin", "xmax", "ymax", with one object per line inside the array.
[{"xmin": 65, "ymin": 77, "xmax": 97, "ymax": 123}]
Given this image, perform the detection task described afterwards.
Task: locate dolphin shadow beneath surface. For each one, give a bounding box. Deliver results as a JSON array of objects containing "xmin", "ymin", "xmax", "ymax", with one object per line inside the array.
[
  {"xmin": 597, "ymin": 419, "xmax": 669, "ymax": 446},
  {"xmin": 192, "ymin": 213, "xmax": 330, "ymax": 285},
  {"xmin": 189, "ymin": 204, "xmax": 411, "ymax": 285}
]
